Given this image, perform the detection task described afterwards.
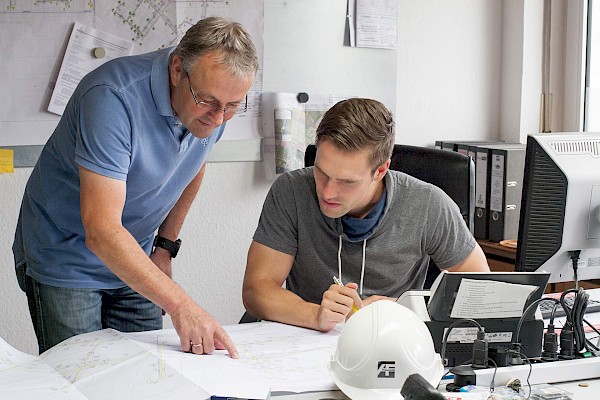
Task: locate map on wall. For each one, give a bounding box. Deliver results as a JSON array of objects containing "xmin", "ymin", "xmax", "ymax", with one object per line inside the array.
[{"xmin": 0, "ymin": 0, "xmax": 263, "ymax": 146}]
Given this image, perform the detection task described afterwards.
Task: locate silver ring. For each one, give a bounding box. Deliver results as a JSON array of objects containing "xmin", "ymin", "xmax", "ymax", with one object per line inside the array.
[{"xmin": 191, "ymin": 342, "xmax": 203, "ymax": 347}]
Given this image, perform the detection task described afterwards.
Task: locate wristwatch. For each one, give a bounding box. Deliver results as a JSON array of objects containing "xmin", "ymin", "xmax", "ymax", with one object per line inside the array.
[{"xmin": 153, "ymin": 236, "xmax": 181, "ymax": 258}]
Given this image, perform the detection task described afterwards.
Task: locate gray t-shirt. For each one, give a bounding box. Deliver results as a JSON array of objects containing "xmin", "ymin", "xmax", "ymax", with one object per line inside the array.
[{"xmin": 253, "ymin": 167, "xmax": 476, "ymax": 304}]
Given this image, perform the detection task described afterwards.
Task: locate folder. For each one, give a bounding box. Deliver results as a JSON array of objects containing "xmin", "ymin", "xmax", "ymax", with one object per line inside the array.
[
  {"xmin": 441, "ymin": 141, "xmax": 456, "ymax": 151},
  {"xmin": 472, "ymin": 145, "xmax": 493, "ymax": 239},
  {"xmin": 470, "ymin": 143, "xmax": 509, "ymax": 239},
  {"xmin": 487, "ymin": 144, "xmax": 526, "ymax": 242},
  {"xmin": 440, "ymin": 140, "xmax": 503, "ymax": 154}
]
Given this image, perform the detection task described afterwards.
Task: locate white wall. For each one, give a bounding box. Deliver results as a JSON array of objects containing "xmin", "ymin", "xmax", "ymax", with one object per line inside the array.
[
  {"xmin": 396, "ymin": 0, "xmax": 503, "ymax": 146},
  {"xmin": 1, "ymin": 0, "xmax": 551, "ymax": 354},
  {"xmin": 0, "ymin": 169, "xmax": 32, "ymax": 351}
]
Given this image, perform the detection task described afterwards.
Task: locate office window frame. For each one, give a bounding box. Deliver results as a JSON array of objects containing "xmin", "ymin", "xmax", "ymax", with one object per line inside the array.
[
  {"xmin": 561, "ymin": 0, "xmax": 588, "ymax": 131},
  {"xmin": 585, "ymin": 0, "xmax": 600, "ymax": 130}
]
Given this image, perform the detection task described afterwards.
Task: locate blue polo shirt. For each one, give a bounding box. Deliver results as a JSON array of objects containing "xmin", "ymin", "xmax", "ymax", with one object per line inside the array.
[{"xmin": 13, "ymin": 48, "xmax": 224, "ymax": 289}]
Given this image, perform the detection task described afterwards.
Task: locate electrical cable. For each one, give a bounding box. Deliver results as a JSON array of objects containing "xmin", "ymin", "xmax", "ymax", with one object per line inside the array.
[
  {"xmin": 559, "ymin": 288, "xmax": 598, "ymax": 354},
  {"xmin": 540, "ymin": 298, "xmax": 560, "ymax": 361},
  {"xmin": 584, "ymin": 318, "xmax": 600, "ymax": 337},
  {"xmin": 440, "ymin": 318, "xmax": 483, "ymax": 367},
  {"xmin": 569, "ymin": 250, "xmax": 581, "ymax": 290},
  {"xmin": 518, "ymin": 351, "xmax": 533, "ymax": 400},
  {"xmin": 515, "ymin": 297, "xmax": 549, "ymax": 344},
  {"xmin": 485, "ymin": 357, "xmax": 498, "ymax": 393},
  {"xmin": 441, "ymin": 319, "xmax": 490, "ymax": 394}
]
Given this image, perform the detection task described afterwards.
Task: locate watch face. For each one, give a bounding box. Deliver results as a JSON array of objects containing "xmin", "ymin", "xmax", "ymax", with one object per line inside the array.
[{"xmin": 172, "ymin": 239, "xmax": 181, "ymax": 255}]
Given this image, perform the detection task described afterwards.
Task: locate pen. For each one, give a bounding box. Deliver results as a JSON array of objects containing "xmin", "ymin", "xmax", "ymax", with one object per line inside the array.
[{"xmin": 333, "ymin": 276, "xmax": 359, "ymax": 312}]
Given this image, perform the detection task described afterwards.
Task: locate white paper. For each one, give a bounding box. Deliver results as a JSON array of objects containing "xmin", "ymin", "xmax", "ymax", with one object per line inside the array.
[
  {"xmin": 126, "ymin": 322, "xmax": 342, "ymax": 396},
  {"xmin": 0, "ymin": 1, "xmax": 264, "ymax": 146},
  {"xmin": 1, "ymin": 322, "xmax": 341, "ymax": 399},
  {"xmin": 450, "ymin": 278, "xmax": 538, "ymax": 319},
  {"xmin": 0, "ymin": 337, "xmax": 87, "ymax": 399},
  {"xmin": 355, "ymin": 0, "xmax": 397, "ymax": 49},
  {"xmin": 40, "ymin": 329, "xmax": 210, "ymax": 400},
  {"xmin": 48, "ymin": 23, "xmax": 133, "ymax": 116}
]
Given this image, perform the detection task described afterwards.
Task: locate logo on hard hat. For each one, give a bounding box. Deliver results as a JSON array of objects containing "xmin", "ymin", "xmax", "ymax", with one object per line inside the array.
[{"xmin": 377, "ymin": 361, "xmax": 395, "ymax": 378}]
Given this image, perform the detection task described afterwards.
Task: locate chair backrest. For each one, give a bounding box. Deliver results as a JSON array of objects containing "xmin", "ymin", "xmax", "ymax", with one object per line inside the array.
[{"xmin": 304, "ymin": 143, "xmax": 475, "ymax": 288}]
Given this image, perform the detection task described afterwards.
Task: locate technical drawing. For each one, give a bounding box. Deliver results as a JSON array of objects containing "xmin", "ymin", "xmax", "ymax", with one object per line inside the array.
[{"xmin": 0, "ymin": 0, "xmax": 94, "ymax": 13}]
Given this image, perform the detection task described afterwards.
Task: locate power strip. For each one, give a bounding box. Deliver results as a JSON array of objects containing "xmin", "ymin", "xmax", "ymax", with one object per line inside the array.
[{"xmin": 473, "ymin": 356, "xmax": 600, "ymax": 387}]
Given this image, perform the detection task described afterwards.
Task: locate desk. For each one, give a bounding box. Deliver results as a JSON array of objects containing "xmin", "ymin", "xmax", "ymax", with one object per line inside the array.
[
  {"xmin": 4, "ymin": 292, "xmax": 600, "ymax": 399},
  {"xmin": 477, "ymin": 239, "xmax": 516, "ymax": 272},
  {"xmin": 3, "ymin": 319, "xmax": 600, "ymax": 400},
  {"xmin": 275, "ymin": 379, "xmax": 600, "ymax": 399}
]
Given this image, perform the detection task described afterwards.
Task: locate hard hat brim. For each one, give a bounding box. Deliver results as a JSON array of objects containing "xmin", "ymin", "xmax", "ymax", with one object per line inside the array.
[{"xmin": 332, "ymin": 374, "xmax": 404, "ymax": 400}]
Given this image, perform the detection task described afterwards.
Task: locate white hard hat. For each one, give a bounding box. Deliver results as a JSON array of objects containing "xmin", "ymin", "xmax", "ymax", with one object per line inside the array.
[{"xmin": 329, "ymin": 300, "xmax": 444, "ymax": 400}]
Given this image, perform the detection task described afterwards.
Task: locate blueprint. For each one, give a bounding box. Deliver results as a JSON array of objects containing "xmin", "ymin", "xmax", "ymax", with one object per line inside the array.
[
  {"xmin": 125, "ymin": 322, "xmax": 342, "ymax": 396},
  {"xmin": 0, "ymin": 0, "xmax": 263, "ymax": 146},
  {"xmin": 41, "ymin": 329, "xmax": 209, "ymax": 400},
  {"xmin": 0, "ymin": 337, "xmax": 87, "ymax": 399},
  {"xmin": 0, "ymin": 322, "xmax": 342, "ymax": 399}
]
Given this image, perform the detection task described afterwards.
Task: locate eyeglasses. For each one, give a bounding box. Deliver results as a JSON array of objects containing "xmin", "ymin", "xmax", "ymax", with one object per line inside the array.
[{"xmin": 186, "ymin": 72, "xmax": 247, "ymax": 116}]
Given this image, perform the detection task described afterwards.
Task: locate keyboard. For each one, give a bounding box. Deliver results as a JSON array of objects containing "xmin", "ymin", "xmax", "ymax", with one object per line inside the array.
[{"xmin": 540, "ymin": 296, "xmax": 600, "ymax": 319}]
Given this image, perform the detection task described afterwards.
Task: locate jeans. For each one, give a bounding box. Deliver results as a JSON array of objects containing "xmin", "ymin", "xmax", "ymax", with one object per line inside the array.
[{"xmin": 23, "ymin": 269, "xmax": 162, "ymax": 354}]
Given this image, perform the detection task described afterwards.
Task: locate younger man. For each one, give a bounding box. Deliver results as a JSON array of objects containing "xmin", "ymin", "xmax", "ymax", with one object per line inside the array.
[{"xmin": 242, "ymin": 98, "xmax": 489, "ymax": 332}]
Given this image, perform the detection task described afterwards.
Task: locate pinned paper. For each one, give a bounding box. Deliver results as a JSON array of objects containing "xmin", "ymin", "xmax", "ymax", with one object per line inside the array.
[
  {"xmin": 48, "ymin": 23, "xmax": 133, "ymax": 116},
  {"xmin": 0, "ymin": 149, "xmax": 14, "ymax": 173}
]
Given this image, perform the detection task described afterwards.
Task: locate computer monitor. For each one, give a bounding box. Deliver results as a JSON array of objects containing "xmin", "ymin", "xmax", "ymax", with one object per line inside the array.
[{"xmin": 515, "ymin": 132, "xmax": 600, "ymax": 283}]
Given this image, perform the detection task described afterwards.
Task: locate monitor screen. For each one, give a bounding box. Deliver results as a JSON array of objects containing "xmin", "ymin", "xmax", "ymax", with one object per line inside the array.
[{"xmin": 515, "ymin": 132, "xmax": 600, "ymax": 283}]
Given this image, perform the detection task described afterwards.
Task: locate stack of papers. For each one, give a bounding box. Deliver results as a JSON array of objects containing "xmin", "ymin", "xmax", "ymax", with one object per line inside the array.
[{"xmin": 0, "ymin": 322, "xmax": 342, "ymax": 400}]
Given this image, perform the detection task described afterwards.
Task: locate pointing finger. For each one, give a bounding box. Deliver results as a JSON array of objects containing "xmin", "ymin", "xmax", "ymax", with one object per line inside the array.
[{"xmin": 215, "ymin": 326, "xmax": 239, "ymax": 359}]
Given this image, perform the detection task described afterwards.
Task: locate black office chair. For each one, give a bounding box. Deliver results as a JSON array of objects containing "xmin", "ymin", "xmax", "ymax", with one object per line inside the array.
[
  {"xmin": 305, "ymin": 143, "xmax": 475, "ymax": 288},
  {"xmin": 239, "ymin": 143, "xmax": 474, "ymax": 322}
]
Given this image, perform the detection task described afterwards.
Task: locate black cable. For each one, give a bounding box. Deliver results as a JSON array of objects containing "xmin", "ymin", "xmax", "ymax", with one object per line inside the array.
[
  {"xmin": 584, "ymin": 317, "xmax": 600, "ymax": 337},
  {"xmin": 440, "ymin": 318, "xmax": 483, "ymax": 367},
  {"xmin": 560, "ymin": 288, "xmax": 594, "ymax": 353},
  {"xmin": 569, "ymin": 250, "xmax": 581, "ymax": 290},
  {"xmin": 547, "ymin": 299, "xmax": 561, "ymax": 324},
  {"xmin": 540, "ymin": 298, "xmax": 560, "ymax": 361},
  {"xmin": 560, "ymin": 289, "xmax": 578, "ymax": 324},
  {"xmin": 583, "ymin": 318, "xmax": 600, "ymax": 352},
  {"xmin": 515, "ymin": 297, "xmax": 549, "ymax": 344},
  {"xmin": 471, "ymin": 330, "xmax": 489, "ymax": 368},
  {"xmin": 559, "ymin": 320, "xmax": 575, "ymax": 359}
]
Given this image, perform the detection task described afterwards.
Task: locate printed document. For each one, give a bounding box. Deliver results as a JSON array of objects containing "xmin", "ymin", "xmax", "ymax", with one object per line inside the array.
[
  {"xmin": 451, "ymin": 278, "xmax": 538, "ymax": 319},
  {"xmin": 48, "ymin": 23, "xmax": 133, "ymax": 116}
]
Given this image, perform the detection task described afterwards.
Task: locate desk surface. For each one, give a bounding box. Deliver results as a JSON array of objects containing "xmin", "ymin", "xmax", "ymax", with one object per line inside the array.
[
  {"xmin": 4, "ymin": 292, "xmax": 600, "ymax": 399},
  {"xmin": 477, "ymin": 239, "xmax": 517, "ymax": 260},
  {"xmin": 275, "ymin": 379, "xmax": 600, "ymax": 399}
]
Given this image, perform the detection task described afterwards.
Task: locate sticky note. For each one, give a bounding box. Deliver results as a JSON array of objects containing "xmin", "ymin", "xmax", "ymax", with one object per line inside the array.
[{"xmin": 0, "ymin": 149, "xmax": 14, "ymax": 173}]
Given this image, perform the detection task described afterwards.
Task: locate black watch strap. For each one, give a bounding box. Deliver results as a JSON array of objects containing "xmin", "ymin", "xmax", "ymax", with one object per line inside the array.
[{"xmin": 153, "ymin": 236, "xmax": 181, "ymax": 258}]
